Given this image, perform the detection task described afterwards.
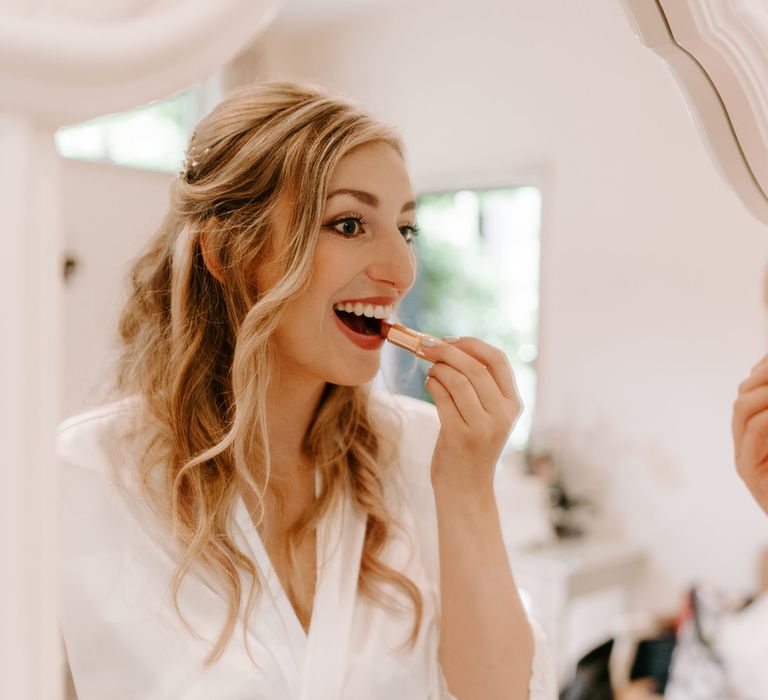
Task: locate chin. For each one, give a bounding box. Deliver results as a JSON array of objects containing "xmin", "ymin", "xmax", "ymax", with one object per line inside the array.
[{"xmin": 328, "ymin": 363, "xmax": 380, "ymax": 388}]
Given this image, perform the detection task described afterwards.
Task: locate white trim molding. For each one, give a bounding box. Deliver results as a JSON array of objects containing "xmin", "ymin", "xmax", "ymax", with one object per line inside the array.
[{"xmin": 620, "ymin": 0, "xmax": 768, "ymax": 225}]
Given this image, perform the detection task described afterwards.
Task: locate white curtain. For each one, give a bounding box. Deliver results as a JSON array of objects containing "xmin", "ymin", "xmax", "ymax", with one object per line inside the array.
[{"xmin": 0, "ymin": 2, "xmax": 277, "ymax": 697}]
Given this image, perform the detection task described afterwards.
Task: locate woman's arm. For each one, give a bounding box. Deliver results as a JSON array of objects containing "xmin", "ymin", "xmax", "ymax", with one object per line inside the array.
[
  {"xmin": 433, "ymin": 480, "xmax": 533, "ymax": 699},
  {"xmin": 421, "ymin": 336, "xmax": 534, "ymax": 699}
]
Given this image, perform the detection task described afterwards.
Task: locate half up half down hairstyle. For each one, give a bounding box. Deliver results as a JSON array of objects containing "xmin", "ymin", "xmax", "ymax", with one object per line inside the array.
[{"xmin": 114, "ymin": 80, "xmax": 423, "ymax": 667}]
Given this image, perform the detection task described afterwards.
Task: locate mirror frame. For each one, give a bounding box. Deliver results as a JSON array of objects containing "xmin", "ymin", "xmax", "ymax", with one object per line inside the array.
[{"xmin": 620, "ymin": 0, "xmax": 768, "ymax": 225}]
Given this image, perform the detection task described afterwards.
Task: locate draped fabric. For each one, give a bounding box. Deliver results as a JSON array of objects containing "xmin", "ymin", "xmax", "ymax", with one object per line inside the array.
[{"xmin": 0, "ymin": 0, "xmax": 277, "ymax": 125}]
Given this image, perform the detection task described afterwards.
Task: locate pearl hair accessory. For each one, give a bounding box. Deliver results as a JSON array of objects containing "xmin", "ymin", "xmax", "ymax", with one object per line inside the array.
[{"xmin": 179, "ymin": 130, "xmax": 211, "ymax": 181}]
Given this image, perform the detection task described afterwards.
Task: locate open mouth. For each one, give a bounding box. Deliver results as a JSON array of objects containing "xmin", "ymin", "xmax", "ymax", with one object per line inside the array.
[{"xmin": 334, "ymin": 309, "xmax": 383, "ymax": 336}]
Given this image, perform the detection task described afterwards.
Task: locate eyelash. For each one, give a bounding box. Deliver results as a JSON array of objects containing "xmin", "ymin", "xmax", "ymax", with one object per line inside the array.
[{"xmin": 323, "ymin": 213, "xmax": 420, "ymax": 244}]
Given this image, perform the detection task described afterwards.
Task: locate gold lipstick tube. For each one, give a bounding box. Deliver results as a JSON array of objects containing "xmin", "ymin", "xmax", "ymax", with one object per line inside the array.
[{"xmin": 380, "ymin": 321, "xmax": 435, "ymax": 360}]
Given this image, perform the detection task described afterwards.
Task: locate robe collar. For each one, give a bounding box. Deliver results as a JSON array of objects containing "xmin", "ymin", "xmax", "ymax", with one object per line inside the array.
[{"xmin": 233, "ymin": 478, "xmax": 366, "ymax": 700}]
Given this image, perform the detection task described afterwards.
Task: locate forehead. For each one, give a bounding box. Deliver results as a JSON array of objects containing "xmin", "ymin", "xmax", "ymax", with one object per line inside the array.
[
  {"xmin": 327, "ymin": 141, "xmax": 413, "ymax": 197},
  {"xmin": 267, "ymin": 140, "xmax": 413, "ymax": 252}
]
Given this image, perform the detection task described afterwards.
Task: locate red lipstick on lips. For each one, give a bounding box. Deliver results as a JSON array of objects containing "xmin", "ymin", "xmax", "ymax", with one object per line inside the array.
[
  {"xmin": 333, "ymin": 297, "xmax": 396, "ymax": 351},
  {"xmin": 333, "ymin": 298, "xmax": 438, "ymax": 358},
  {"xmin": 334, "ymin": 312, "xmax": 385, "ymax": 350},
  {"xmin": 335, "ymin": 296, "xmax": 399, "ymax": 307}
]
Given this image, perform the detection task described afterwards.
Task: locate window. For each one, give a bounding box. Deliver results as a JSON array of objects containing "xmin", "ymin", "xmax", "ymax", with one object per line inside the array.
[
  {"xmin": 55, "ymin": 88, "xmax": 199, "ymax": 172},
  {"xmin": 384, "ymin": 186, "xmax": 541, "ymax": 448}
]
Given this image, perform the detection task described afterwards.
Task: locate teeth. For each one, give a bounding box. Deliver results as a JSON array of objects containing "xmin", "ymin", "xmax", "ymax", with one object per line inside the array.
[{"xmin": 334, "ymin": 301, "xmax": 394, "ymax": 319}]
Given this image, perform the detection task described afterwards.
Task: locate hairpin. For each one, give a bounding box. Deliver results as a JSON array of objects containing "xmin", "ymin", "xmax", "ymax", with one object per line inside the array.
[{"xmin": 180, "ymin": 130, "xmax": 211, "ymax": 181}]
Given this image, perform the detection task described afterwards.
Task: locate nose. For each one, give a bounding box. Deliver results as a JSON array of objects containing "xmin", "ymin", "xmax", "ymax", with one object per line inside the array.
[{"xmin": 366, "ymin": 227, "xmax": 416, "ymax": 293}]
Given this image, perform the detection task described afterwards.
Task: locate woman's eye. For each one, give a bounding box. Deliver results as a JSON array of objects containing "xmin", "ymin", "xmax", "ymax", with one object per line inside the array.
[
  {"xmin": 324, "ymin": 216, "xmax": 419, "ymax": 243},
  {"xmin": 400, "ymin": 224, "xmax": 420, "ymax": 244},
  {"xmin": 328, "ymin": 217, "xmax": 365, "ymax": 237}
]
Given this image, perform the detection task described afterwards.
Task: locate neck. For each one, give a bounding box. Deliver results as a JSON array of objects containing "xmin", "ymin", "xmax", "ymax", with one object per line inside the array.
[
  {"xmin": 238, "ymin": 370, "xmax": 328, "ymax": 538},
  {"xmin": 265, "ymin": 370, "xmax": 327, "ymax": 478}
]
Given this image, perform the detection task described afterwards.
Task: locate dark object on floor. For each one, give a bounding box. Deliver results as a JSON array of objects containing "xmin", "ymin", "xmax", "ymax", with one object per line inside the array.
[
  {"xmin": 560, "ymin": 638, "xmax": 614, "ymax": 700},
  {"xmin": 629, "ymin": 632, "xmax": 676, "ymax": 693}
]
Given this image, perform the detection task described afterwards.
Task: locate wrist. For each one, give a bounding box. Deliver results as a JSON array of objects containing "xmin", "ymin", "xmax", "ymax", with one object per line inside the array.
[{"xmin": 431, "ymin": 476, "xmax": 498, "ymax": 514}]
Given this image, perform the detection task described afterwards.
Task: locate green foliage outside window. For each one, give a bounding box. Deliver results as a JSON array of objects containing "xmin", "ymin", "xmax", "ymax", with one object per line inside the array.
[
  {"xmin": 396, "ymin": 187, "xmax": 541, "ymax": 447},
  {"xmin": 416, "ymin": 193, "xmax": 525, "ymax": 359},
  {"xmin": 55, "ymin": 89, "xmax": 198, "ymax": 172}
]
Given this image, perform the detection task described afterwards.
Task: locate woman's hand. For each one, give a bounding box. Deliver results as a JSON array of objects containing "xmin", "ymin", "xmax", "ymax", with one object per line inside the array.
[
  {"xmin": 732, "ymin": 354, "xmax": 768, "ymax": 515},
  {"xmin": 421, "ymin": 336, "xmax": 522, "ymax": 501}
]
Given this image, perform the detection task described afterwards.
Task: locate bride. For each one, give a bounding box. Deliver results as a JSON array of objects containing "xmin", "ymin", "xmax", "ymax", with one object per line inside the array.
[{"xmin": 57, "ymin": 80, "xmax": 556, "ymax": 699}]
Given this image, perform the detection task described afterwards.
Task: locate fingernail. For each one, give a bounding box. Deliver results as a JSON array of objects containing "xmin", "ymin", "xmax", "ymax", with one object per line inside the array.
[
  {"xmin": 420, "ymin": 336, "xmax": 440, "ymax": 347},
  {"xmin": 442, "ymin": 336, "xmax": 460, "ymax": 343}
]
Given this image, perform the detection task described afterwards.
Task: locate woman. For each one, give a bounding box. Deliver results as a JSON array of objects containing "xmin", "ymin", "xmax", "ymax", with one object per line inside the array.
[
  {"xmin": 733, "ymin": 354, "xmax": 768, "ymax": 514},
  {"xmin": 57, "ymin": 81, "xmax": 555, "ymax": 699}
]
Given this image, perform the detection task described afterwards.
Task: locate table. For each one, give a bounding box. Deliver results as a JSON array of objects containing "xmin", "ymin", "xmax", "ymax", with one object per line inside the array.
[{"xmin": 508, "ymin": 537, "xmax": 647, "ymax": 684}]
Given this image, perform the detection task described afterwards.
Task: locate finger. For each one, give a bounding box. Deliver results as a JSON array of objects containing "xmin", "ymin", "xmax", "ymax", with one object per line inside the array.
[
  {"xmin": 427, "ymin": 362, "xmax": 486, "ymax": 426},
  {"xmin": 737, "ymin": 410, "xmax": 768, "ymax": 472},
  {"xmin": 421, "ymin": 339, "xmax": 512, "ymax": 414},
  {"xmin": 424, "ymin": 373, "xmax": 466, "ymax": 429},
  {"xmin": 739, "ymin": 358, "xmax": 768, "ymax": 394},
  {"xmin": 732, "ymin": 387, "xmax": 768, "ymax": 447},
  {"xmin": 750, "ymin": 354, "xmax": 768, "ymax": 375},
  {"xmin": 441, "ymin": 336, "xmax": 519, "ymax": 401}
]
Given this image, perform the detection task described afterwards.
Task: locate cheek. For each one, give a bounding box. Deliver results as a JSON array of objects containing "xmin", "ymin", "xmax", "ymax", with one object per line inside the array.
[
  {"xmin": 406, "ymin": 247, "xmax": 417, "ymax": 285},
  {"xmin": 312, "ymin": 241, "xmax": 359, "ymax": 293},
  {"xmin": 280, "ymin": 296, "xmax": 324, "ymax": 334},
  {"xmin": 277, "ymin": 285, "xmax": 334, "ymax": 348},
  {"xmin": 273, "ymin": 246, "xmax": 345, "ymax": 341}
]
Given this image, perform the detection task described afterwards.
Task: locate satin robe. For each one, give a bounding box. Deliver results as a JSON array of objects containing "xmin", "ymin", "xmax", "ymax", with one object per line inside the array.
[{"xmin": 57, "ymin": 391, "xmax": 557, "ymax": 699}]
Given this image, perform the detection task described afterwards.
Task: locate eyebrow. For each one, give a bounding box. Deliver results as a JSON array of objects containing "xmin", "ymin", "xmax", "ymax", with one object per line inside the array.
[{"xmin": 326, "ymin": 188, "xmax": 416, "ymax": 214}]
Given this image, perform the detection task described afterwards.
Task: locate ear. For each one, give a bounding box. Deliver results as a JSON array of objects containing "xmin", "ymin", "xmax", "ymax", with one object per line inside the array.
[{"xmin": 199, "ymin": 224, "xmax": 225, "ymax": 284}]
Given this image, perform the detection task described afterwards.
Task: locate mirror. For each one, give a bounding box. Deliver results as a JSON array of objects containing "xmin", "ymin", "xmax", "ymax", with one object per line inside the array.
[{"xmin": 620, "ymin": 0, "xmax": 768, "ymax": 224}]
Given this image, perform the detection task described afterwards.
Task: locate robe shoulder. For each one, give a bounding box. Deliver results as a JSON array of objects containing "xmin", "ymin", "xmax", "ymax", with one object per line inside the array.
[
  {"xmin": 368, "ymin": 389, "xmax": 440, "ymax": 487},
  {"xmin": 56, "ymin": 395, "xmax": 148, "ymax": 473},
  {"xmin": 368, "ymin": 390, "xmax": 442, "ymax": 588}
]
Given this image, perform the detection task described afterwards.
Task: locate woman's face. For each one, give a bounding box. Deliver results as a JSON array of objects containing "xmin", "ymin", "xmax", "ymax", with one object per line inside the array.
[{"xmin": 266, "ymin": 140, "xmax": 418, "ymax": 388}]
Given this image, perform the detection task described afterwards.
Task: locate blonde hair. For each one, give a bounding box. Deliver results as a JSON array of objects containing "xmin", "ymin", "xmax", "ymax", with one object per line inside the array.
[{"xmin": 114, "ymin": 81, "xmax": 423, "ymax": 666}]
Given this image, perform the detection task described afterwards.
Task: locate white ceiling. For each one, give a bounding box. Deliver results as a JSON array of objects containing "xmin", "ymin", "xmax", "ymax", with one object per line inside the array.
[
  {"xmin": 275, "ymin": 0, "xmax": 399, "ymax": 26},
  {"xmin": 9, "ymin": 0, "xmax": 181, "ymax": 21},
  {"xmin": 3, "ymin": 0, "xmax": 396, "ymax": 25}
]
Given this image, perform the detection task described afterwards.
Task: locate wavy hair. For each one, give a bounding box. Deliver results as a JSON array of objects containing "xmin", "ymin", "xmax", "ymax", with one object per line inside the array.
[{"xmin": 113, "ymin": 81, "xmax": 423, "ymax": 666}]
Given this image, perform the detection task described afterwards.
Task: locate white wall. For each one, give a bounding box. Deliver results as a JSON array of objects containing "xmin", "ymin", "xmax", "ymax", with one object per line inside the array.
[
  {"xmin": 61, "ymin": 159, "xmax": 173, "ymax": 418},
  {"xmin": 249, "ymin": 0, "xmax": 768, "ymax": 611}
]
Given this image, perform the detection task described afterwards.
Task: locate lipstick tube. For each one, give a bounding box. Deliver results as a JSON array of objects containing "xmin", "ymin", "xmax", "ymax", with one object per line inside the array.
[{"xmin": 380, "ymin": 321, "xmax": 435, "ymax": 360}]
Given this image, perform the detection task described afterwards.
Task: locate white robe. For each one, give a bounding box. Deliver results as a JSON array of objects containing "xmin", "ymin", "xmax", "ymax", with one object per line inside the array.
[{"xmin": 57, "ymin": 391, "xmax": 557, "ymax": 699}]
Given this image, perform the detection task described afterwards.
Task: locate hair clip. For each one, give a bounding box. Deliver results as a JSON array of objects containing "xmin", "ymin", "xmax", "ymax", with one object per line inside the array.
[{"xmin": 179, "ymin": 130, "xmax": 212, "ymax": 181}]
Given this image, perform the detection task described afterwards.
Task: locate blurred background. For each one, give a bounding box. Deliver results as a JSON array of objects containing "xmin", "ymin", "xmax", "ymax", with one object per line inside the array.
[{"xmin": 20, "ymin": 0, "xmax": 768, "ymax": 696}]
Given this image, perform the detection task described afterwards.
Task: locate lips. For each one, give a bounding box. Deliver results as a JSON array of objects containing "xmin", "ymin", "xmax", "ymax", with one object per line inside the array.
[
  {"xmin": 334, "ymin": 309, "xmax": 382, "ymax": 336},
  {"xmin": 333, "ymin": 310, "xmax": 385, "ymax": 350},
  {"xmin": 331, "ymin": 296, "xmax": 397, "ymax": 351}
]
